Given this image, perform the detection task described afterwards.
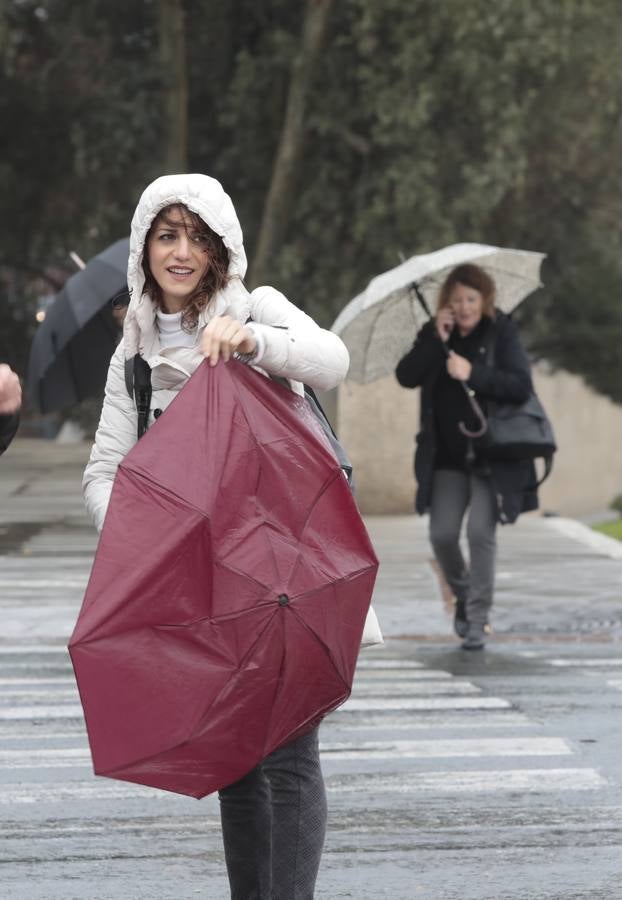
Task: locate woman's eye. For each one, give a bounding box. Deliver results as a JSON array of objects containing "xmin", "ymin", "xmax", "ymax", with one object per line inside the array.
[
  {"xmin": 158, "ymin": 232, "xmax": 175, "ymax": 241},
  {"xmin": 190, "ymin": 233, "xmax": 206, "ymax": 244}
]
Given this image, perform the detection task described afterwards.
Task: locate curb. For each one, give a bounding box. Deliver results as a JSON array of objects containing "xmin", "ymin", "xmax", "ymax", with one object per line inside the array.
[{"xmin": 543, "ymin": 516, "xmax": 622, "ymax": 560}]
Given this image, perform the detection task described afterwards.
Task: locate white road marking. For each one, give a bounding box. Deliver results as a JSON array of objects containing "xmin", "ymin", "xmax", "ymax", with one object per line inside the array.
[
  {"xmin": 355, "ymin": 660, "xmax": 424, "ymax": 669},
  {"xmin": 0, "ymin": 689, "xmax": 78, "ymax": 701},
  {"xmin": 329, "ymin": 767, "xmax": 606, "ymax": 794},
  {"xmin": 0, "ymin": 747, "xmax": 91, "ymax": 767},
  {"xmin": 353, "ymin": 669, "xmax": 453, "ymax": 680},
  {"xmin": 547, "ymin": 659, "xmax": 622, "ymax": 667},
  {"xmin": 0, "ymin": 781, "xmax": 173, "ymax": 804},
  {"xmin": 0, "ymin": 768, "xmax": 605, "ymax": 804},
  {"xmin": 351, "ymin": 680, "xmax": 480, "ymax": 696},
  {"xmin": 341, "ymin": 696, "xmax": 511, "ymax": 711},
  {"xmin": 0, "ymin": 705, "xmax": 84, "ymax": 720},
  {"xmin": 327, "ymin": 712, "xmax": 532, "ymax": 730},
  {"xmin": 0, "ymin": 737, "xmax": 571, "ymax": 768},
  {"xmin": 0, "ymin": 580, "xmax": 86, "ymax": 588},
  {"xmin": 320, "ymin": 737, "xmax": 571, "ymax": 760},
  {"xmin": 0, "ymin": 677, "xmax": 75, "ymax": 685}
]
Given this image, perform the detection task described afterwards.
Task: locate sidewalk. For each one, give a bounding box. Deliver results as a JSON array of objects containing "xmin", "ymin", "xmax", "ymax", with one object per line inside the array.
[
  {"xmin": 2, "ymin": 438, "xmax": 622, "ymax": 646},
  {"xmin": 3, "ymin": 438, "xmax": 622, "ymax": 900}
]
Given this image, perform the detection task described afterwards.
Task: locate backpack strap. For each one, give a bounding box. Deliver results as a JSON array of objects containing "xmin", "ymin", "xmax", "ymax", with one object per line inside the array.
[{"xmin": 125, "ymin": 354, "xmax": 152, "ymax": 440}]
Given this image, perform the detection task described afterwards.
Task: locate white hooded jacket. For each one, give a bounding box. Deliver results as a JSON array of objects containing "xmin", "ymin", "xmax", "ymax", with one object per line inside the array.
[{"xmin": 83, "ymin": 174, "xmax": 350, "ymax": 532}]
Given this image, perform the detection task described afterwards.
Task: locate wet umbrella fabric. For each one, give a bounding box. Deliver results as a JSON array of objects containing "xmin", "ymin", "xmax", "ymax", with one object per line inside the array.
[
  {"xmin": 69, "ymin": 359, "xmax": 378, "ymax": 799},
  {"xmin": 28, "ymin": 238, "xmax": 129, "ymax": 412},
  {"xmin": 331, "ymin": 243, "xmax": 545, "ymax": 384}
]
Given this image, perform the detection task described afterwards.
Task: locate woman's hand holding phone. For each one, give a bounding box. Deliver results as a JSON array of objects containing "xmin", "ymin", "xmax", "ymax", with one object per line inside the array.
[{"xmin": 435, "ymin": 307, "xmax": 455, "ymax": 342}]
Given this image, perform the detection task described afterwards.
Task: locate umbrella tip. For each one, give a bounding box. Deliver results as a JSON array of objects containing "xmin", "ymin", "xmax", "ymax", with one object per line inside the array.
[{"xmin": 69, "ymin": 251, "xmax": 86, "ymax": 271}]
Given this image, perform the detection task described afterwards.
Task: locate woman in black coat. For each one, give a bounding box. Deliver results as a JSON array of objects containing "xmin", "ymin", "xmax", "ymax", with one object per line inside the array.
[{"xmin": 395, "ymin": 264, "xmax": 537, "ymax": 649}]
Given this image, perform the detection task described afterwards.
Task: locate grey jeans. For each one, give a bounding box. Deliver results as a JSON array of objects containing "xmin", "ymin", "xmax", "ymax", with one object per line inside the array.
[
  {"xmin": 218, "ymin": 726, "xmax": 327, "ymax": 900},
  {"xmin": 429, "ymin": 468, "xmax": 497, "ymax": 625}
]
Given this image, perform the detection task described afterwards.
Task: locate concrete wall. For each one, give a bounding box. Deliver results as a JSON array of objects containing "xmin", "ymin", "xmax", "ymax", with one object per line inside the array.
[{"xmin": 338, "ymin": 364, "xmax": 622, "ymax": 517}]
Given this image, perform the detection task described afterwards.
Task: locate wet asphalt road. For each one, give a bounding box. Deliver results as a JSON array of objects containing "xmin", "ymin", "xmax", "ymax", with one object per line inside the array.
[{"xmin": 1, "ymin": 439, "xmax": 622, "ymax": 900}]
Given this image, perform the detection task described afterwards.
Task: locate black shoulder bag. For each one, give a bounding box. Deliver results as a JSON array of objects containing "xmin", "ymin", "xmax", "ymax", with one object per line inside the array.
[{"xmin": 476, "ymin": 326, "xmax": 556, "ymax": 485}]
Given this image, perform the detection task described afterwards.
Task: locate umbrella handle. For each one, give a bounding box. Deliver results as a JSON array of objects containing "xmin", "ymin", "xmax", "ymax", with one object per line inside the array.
[{"xmin": 458, "ymin": 389, "xmax": 488, "ymax": 439}]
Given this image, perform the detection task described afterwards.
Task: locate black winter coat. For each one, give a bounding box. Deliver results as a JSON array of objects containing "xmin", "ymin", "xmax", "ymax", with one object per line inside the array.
[
  {"xmin": 395, "ymin": 313, "xmax": 538, "ymax": 524},
  {"xmin": 0, "ymin": 411, "xmax": 19, "ymax": 455}
]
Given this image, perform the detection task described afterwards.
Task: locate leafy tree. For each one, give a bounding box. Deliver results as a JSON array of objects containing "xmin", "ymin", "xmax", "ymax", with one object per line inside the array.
[{"xmin": 2, "ymin": 0, "xmax": 622, "ymax": 406}]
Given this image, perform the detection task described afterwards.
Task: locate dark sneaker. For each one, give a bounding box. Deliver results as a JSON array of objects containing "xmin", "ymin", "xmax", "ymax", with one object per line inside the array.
[
  {"xmin": 453, "ymin": 599, "xmax": 468, "ymax": 638},
  {"xmin": 461, "ymin": 622, "xmax": 492, "ymax": 651}
]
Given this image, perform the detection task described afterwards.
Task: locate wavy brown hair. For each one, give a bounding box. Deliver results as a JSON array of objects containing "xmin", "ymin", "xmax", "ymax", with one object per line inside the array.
[
  {"xmin": 142, "ymin": 204, "xmax": 231, "ymax": 331},
  {"xmin": 437, "ymin": 264, "xmax": 496, "ymax": 318}
]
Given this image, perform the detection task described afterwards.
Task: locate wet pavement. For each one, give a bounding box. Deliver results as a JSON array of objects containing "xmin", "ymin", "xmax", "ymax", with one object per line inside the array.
[{"xmin": 1, "ymin": 439, "xmax": 622, "ymax": 899}]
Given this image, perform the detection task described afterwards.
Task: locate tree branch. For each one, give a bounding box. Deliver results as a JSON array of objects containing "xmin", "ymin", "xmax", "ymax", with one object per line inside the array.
[{"xmin": 248, "ymin": 0, "xmax": 333, "ymax": 288}]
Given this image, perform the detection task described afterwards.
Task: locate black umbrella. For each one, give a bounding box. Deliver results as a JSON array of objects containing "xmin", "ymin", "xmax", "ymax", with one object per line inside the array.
[{"xmin": 28, "ymin": 238, "xmax": 129, "ymax": 413}]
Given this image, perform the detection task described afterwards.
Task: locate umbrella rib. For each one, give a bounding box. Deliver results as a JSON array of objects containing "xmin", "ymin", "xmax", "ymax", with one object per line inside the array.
[
  {"xmin": 292, "ymin": 565, "xmax": 376, "ymax": 600},
  {"xmin": 99, "ymin": 609, "xmax": 282, "ymax": 777},
  {"xmin": 260, "ymin": 606, "xmax": 351, "ymax": 757},
  {"xmin": 284, "ymin": 470, "xmax": 342, "ymax": 590},
  {"xmin": 120, "ymin": 464, "xmax": 210, "ymax": 520}
]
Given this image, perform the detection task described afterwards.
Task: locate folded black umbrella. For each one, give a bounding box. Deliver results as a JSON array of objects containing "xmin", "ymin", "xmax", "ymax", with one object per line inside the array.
[{"xmin": 28, "ymin": 238, "xmax": 129, "ymax": 413}]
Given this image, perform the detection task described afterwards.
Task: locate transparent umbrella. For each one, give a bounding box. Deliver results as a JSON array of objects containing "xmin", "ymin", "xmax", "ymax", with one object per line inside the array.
[{"xmin": 331, "ymin": 243, "xmax": 545, "ymax": 385}]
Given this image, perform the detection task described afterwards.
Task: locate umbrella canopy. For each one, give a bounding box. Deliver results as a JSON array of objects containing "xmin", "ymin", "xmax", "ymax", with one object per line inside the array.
[
  {"xmin": 28, "ymin": 238, "xmax": 129, "ymax": 412},
  {"xmin": 332, "ymin": 243, "xmax": 545, "ymax": 384},
  {"xmin": 69, "ymin": 359, "xmax": 378, "ymax": 799}
]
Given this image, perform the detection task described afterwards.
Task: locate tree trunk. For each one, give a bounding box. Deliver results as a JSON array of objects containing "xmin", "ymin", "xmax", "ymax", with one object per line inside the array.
[
  {"xmin": 158, "ymin": 0, "xmax": 188, "ymax": 173},
  {"xmin": 248, "ymin": 0, "xmax": 333, "ymax": 288}
]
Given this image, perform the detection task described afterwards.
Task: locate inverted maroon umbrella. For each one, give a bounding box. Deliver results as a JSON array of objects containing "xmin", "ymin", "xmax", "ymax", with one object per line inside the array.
[{"xmin": 69, "ymin": 359, "xmax": 378, "ymax": 799}]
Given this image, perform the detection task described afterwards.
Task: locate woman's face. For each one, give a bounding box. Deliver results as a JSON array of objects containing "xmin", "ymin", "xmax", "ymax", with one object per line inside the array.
[
  {"xmin": 447, "ymin": 281, "xmax": 484, "ymax": 336},
  {"xmin": 146, "ymin": 207, "xmax": 211, "ymax": 313}
]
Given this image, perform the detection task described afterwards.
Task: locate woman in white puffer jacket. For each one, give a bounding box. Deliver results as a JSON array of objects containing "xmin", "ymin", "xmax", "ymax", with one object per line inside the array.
[{"xmin": 83, "ymin": 173, "xmax": 350, "ymax": 899}]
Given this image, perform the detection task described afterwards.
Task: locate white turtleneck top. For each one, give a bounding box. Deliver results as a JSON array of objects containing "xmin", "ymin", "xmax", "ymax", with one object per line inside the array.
[{"xmin": 156, "ymin": 310, "xmax": 198, "ymax": 350}]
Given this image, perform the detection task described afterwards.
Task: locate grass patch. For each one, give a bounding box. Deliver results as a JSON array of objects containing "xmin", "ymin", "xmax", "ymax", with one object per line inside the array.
[{"xmin": 592, "ymin": 519, "xmax": 622, "ymax": 541}]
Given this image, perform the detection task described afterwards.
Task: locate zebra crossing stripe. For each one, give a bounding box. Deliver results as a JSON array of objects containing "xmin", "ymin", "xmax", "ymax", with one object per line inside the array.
[
  {"xmin": 1, "ymin": 579, "xmax": 87, "ymax": 588},
  {"xmin": 0, "ymin": 677, "xmax": 76, "ymax": 685},
  {"xmin": 351, "ymin": 680, "xmax": 480, "ymax": 696},
  {"xmin": 319, "ymin": 736, "xmax": 571, "ymax": 760},
  {"xmin": 0, "ymin": 747, "xmax": 91, "ymax": 767},
  {"xmin": 341, "ymin": 696, "xmax": 510, "ymax": 711},
  {"xmin": 327, "ymin": 711, "xmax": 531, "ymax": 730},
  {"xmin": 0, "ymin": 705, "xmax": 84, "ymax": 721},
  {"xmin": 353, "ymin": 669, "xmax": 453, "ymax": 680},
  {"xmin": 355, "ymin": 660, "xmax": 424, "ymax": 669},
  {"xmin": 327, "ymin": 768, "xmax": 606, "ymax": 794},
  {"xmin": 0, "ymin": 781, "xmax": 173, "ymax": 804},
  {"xmin": 2, "ymin": 679, "xmax": 480, "ymax": 702},
  {"xmin": 0, "ymin": 736, "xmax": 571, "ymax": 768},
  {"xmin": 0, "ymin": 689, "xmax": 78, "ymax": 701},
  {"xmin": 0, "ymin": 767, "xmax": 605, "ymax": 804},
  {"xmin": 547, "ymin": 658, "xmax": 622, "ymax": 667}
]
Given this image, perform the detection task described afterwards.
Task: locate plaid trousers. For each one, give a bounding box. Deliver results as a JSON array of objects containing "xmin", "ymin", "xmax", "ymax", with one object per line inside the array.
[{"xmin": 218, "ymin": 726, "xmax": 327, "ymax": 899}]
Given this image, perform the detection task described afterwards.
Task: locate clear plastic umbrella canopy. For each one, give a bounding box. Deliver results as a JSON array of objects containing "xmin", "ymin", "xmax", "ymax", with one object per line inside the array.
[{"xmin": 331, "ymin": 243, "xmax": 545, "ymax": 384}]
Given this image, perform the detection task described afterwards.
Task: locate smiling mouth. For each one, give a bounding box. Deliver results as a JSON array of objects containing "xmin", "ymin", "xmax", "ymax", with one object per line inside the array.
[{"xmin": 167, "ymin": 267, "xmax": 194, "ymax": 277}]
